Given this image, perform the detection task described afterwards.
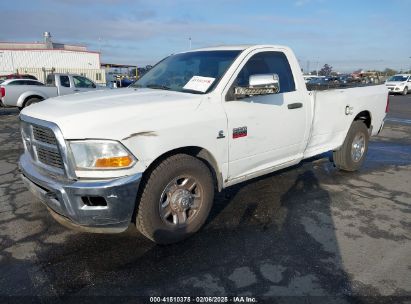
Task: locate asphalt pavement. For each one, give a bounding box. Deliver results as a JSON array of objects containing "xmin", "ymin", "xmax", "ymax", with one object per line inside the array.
[{"xmin": 0, "ymin": 94, "xmax": 410, "ymax": 303}]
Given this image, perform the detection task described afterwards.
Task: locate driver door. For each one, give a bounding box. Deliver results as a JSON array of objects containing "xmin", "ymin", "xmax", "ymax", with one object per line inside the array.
[{"xmin": 223, "ymin": 50, "xmax": 308, "ymax": 181}]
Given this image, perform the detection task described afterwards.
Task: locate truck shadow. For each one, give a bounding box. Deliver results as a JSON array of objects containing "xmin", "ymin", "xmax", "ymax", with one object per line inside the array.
[
  {"xmin": 1, "ymin": 128, "xmax": 410, "ymax": 300},
  {"xmin": 0, "ymin": 163, "xmax": 370, "ymax": 300}
]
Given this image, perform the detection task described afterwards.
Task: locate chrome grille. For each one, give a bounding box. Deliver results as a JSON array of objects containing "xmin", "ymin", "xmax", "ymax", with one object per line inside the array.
[
  {"xmin": 37, "ymin": 146, "xmax": 64, "ymax": 169},
  {"xmin": 32, "ymin": 125, "xmax": 57, "ymax": 145},
  {"xmin": 21, "ymin": 121, "xmax": 65, "ymax": 174}
]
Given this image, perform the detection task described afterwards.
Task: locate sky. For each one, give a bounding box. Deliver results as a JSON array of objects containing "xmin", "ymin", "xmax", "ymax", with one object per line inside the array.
[{"xmin": 1, "ymin": 0, "xmax": 411, "ymax": 73}]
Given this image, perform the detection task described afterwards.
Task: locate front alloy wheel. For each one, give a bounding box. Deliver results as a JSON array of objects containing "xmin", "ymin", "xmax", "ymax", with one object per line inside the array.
[
  {"xmin": 159, "ymin": 176, "xmax": 203, "ymax": 226},
  {"xmin": 136, "ymin": 154, "xmax": 214, "ymax": 244}
]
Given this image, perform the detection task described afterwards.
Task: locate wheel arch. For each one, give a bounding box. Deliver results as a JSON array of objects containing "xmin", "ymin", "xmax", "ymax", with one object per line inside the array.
[
  {"xmin": 353, "ymin": 110, "xmax": 372, "ymax": 129},
  {"xmin": 19, "ymin": 94, "xmax": 45, "ymax": 107},
  {"xmin": 142, "ymin": 146, "xmax": 223, "ymax": 192}
]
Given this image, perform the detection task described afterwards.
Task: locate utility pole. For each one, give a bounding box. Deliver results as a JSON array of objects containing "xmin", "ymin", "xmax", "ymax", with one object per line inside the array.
[
  {"xmin": 10, "ymin": 52, "xmax": 15, "ymax": 73},
  {"xmin": 98, "ymin": 37, "xmax": 102, "ymax": 54}
]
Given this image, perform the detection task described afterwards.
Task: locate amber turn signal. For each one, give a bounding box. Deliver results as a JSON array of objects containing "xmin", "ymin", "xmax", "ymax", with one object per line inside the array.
[{"xmin": 95, "ymin": 156, "xmax": 133, "ymax": 168}]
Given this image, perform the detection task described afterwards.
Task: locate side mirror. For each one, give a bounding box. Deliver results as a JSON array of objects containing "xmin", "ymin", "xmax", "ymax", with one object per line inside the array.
[{"xmin": 234, "ymin": 74, "xmax": 280, "ymax": 98}]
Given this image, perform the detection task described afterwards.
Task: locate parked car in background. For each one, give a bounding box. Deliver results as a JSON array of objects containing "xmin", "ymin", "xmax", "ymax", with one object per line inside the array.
[
  {"xmin": 0, "ymin": 74, "xmax": 38, "ymax": 81},
  {"xmin": 337, "ymin": 75, "xmax": 362, "ymax": 85},
  {"xmin": 324, "ymin": 76, "xmax": 339, "ymax": 83},
  {"xmin": 385, "ymin": 74, "xmax": 411, "ymax": 95},
  {"xmin": 116, "ymin": 78, "xmax": 135, "ymax": 88},
  {"xmin": 303, "ymin": 75, "xmax": 322, "ymax": 83},
  {"xmin": 0, "ymin": 73, "xmax": 105, "ymax": 109},
  {"xmin": 338, "ymin": 75, "xmax": 351, "ymax": 84},
  {"xmin": 307, "ymin": 76, "xmax": 341, "ymax": 86},
  {"xmin": 306, "ymin": 77, "xmax": 330, "ymax": 86}
]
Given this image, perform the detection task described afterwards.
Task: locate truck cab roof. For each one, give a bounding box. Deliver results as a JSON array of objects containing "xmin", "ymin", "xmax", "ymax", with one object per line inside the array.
[{"xmin": 182, "ymin": 44, "xmax": 291, "ymax": 53}]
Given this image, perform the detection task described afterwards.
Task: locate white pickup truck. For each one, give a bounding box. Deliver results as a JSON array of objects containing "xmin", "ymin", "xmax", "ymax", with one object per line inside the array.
[
  {"xmin": 1, "ymin": 73, "xmax": 102, "ymax": 109},
  {"xmin": 19, "ymin": 45, "xmax": 388, "ymax": 244}
]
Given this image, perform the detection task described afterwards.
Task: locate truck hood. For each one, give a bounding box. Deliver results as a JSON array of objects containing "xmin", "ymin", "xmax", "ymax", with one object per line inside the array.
[{"xmin": 21, "ymin": 88, "xmax": 203, "ymax": 139}]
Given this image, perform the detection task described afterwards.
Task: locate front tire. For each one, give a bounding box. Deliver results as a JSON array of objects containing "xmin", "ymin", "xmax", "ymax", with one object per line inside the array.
[
  {"xmin": 333, "ymin": 121, "xmax": 369, "ymax": 171},
  {"xmin": 403, "ymin": 87, "xmax": 408, "ymax": 95},
  {"xmin": 136, "ymin": 154, "xmax": 214, "ymax": 244}
]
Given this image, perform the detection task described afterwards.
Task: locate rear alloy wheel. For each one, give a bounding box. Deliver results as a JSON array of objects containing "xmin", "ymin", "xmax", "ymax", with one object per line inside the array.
[
  {"xmin": 136, "ymin": 154, "xmax": 214, "ymax": 244},
  {"xmin": 403, "ymin": 87, "xmax": 408, "ymax": 95},
  {"xmin": 333, "ymin": 121, "xmax": 369, "ymax": 171},
  {"xmin": 24, "ymin": 97, "xmax": 42, "ymax": 108},
  {"xmin": 351, "ymin": 133, "xmax": 366, "ymax": 162}
]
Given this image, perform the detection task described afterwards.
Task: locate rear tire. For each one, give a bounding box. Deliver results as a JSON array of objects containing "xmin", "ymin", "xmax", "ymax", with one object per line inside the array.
[
  {"xmin": 136, "ymin": 154, "xmax": 214, "ymax": 244},
  {"xmin": 24, "ymin": 97, "xmax": 42, "ymax": 108},
  {"xmin": 333, "ymin": 121, "xmax": 369, "ymax": 171}
]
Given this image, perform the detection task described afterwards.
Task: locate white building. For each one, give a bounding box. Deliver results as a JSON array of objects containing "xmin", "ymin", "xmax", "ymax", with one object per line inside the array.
[{"xmin": 0, "ymin": 32, "xmax": 106, "ymax": 84}]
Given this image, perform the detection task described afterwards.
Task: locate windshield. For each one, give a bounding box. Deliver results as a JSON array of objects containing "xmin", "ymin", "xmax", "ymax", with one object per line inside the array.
[
  {"xmin": 388, "ymin": 75, "xmax": 408, "ymax": 82},
  {"xmin": 131, "ymin": 50, "xmax": 241, "ymax": 94}
]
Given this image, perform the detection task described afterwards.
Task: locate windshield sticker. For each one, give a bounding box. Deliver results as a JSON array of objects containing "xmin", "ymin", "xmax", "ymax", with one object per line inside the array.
[{"xmin": 183, "ymin": 76, "xmax": 216, "ymax": 93}]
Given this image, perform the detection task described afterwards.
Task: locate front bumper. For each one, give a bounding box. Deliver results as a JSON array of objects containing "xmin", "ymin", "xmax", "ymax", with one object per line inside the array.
[
  {"xmin": 19, "ymin": 153, "xmax": 142, "ymax": 233},
  {"xmin": 386, "ymin": 86, "xmax": 404, "ymax": 93}
]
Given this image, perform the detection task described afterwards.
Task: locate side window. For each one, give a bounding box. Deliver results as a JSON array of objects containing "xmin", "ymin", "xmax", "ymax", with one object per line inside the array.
[
  {"xmin": 8, "ymin": 80, "xmax": 24, "ymax": 86},
  {"xmin": 60, "ymin": 76, "xmax": 70, "ymax": 88},
  {"xmin": 234, "ymin": 51, "xmax": 295, "ymax": 93},
  {"xmin": 46, "ymin": 75, "xmax": 55, "ymax": 86},
  {"xmin": 73, "ymin": 76, "xmax": 96, "ymax": 88}
]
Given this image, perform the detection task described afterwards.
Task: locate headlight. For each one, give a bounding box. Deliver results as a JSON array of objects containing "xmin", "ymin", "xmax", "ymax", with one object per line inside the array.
[{"xmin": 69, "ymin": 140, "xmax": 136, "ymax": 170}]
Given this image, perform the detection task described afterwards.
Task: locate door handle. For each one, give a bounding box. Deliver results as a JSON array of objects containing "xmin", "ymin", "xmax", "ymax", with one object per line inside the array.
[{"xmin": 287, "ymin": 102, "xmax": 303, "ymax": 109}]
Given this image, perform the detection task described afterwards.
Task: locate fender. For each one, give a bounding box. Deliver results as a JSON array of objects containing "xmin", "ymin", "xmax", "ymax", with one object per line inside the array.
[{"xmin": 17, "ymin": 90, "xmax": 52, "ymax": 107}]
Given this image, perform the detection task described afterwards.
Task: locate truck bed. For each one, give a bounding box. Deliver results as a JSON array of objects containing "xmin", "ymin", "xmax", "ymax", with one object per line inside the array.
[
  {"xmin": 306, "ymin": 82, "xmax": 381, "ymax": 91},
  {"xmin": 303, "ymin": 84, "xmax": 388, "ymax": 159},
  {"xmin": 2, "ymin": 85, "xmax": 57, "ymax": 107}
]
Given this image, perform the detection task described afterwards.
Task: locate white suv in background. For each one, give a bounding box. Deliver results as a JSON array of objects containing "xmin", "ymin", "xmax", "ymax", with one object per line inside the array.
[{"xmin": 385, "ymin": 74, "xmax": 411, "ymax": 95}]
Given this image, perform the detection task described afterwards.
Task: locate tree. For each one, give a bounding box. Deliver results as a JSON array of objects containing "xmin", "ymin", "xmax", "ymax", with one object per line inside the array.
[
  {"xmin": 382, "ymin": 68, "xmax": 397, "ymax": 76},
  {"xmin": 319, "ymin": 64, "xmax": 332, "ymax": 76}
]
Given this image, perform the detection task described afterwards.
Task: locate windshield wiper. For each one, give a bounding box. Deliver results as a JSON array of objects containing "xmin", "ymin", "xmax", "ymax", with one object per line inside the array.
[
  {"xmin": 145, "ymin": 84, "xmax": 171, "ymax": 90},
  {"xmin": 181, "ymin": 88, "xmax": 203, "ymax": 94}
]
